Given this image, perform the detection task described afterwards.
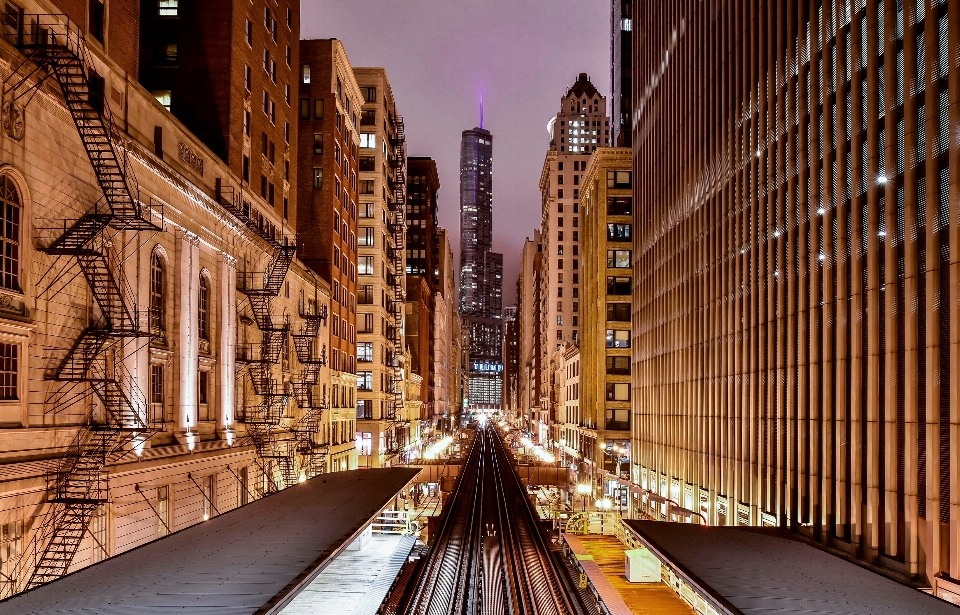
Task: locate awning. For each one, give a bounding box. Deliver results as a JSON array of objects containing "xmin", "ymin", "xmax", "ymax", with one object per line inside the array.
[{"xmin": 0, "ymin": 468, "xmax": 420, "ymax": 615}]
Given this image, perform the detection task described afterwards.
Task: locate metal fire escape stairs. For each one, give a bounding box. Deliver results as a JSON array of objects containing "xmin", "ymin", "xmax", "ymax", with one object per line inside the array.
[
  {"xmin": 216, "ymin": 182, "xmax": 297, "ymax": 492},
  {"xmin": 290, "ymin": 299, "xmax": 329, "ymax": 478},
  {"xmin": 1, "ymin": 15, "xmax": 162, "ymax": 595},
  {"xmin": 384, "ymin": 114, "xmax": 407, "ymax": 460}
]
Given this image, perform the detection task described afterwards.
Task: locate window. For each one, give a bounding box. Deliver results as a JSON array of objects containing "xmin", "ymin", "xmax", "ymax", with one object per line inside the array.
[
  {"xmin": 0, "ymin": 343, "xmax": 16, "ymax": 400},
  {"xmin": 150, "ymin": 363, "xmax": 164, "ymax": 405},
  {"xmin": 358, "ymin": 371, "xmax": 373, "ymax": 391},
  {"xmin": 359, "ymin": 133, "xmax": 376, "ymax": 148},
  {"xmin": 359, "ymin": 284, "xmax": 374, "ymax": 304},
  {"xmin": 607, "ymin": 170, "xmax": 632, "ymax": 188},
  {"xmin": 150, "ymin": 253, "xmax": 165, "ymax": 334},
  {"xmin": 606, "ymin": 302, "xmax": 631, "ymax": 321},
  {"xmin": 606, "ymin": 356, "xmax": 630, "ymax": 375},
  {"xmin": 312, "ymin": 133, "xmax": 323, "ymax": 155},
  {"xmin": 358, "ymin": 256, "xmax": 374, "ymax": 275},
  {"xmin": 361, "ymin": 86, "xmax": 376, "ymax": 102},
  {"xmin": 607, "ymin": 197, "xmax": 632, "ymax": 215},
  {"xmin": 243, "ymin": 109, "xmax": 250, "ymax": 136},
  {"xmin": 606, "ymin": 329, "xmax": 630, "ymax": 348},
  {"xmin": 198, "ymin": 370, "xmax": 209, "ymax": 407},
  {"xmin": 357, "ymin": 431, "xmax": 373, "ymax": 454},
  {"xmin": 198, "ymin": 276, "xmax": 209, "ymax": 341},
  {"xmin": 299, "ymin": 98, "xmax": 310, "ymax": 119},
  {"xmin": 557, "ymin": 175, "xmax": 564, "ymax": 185},
  {"xmin": 558, "ymin": 217, "xmax": 563, "ymax": 227},
  {"xmin": 358, "ymin": 342, "xmax": 373, "ymax": 362},
  {"xmin": 606, "ymin": 249, "xmax": 631, "ymax": 268},
  {"xmin": 157, "ymin": 486, "xmax": 169, "ymax": 537},
  {"xmin": 359, "ymin": 202, "xmax": 375, "ymax": 218},
  {"xmin": 0, "ymin": 176, "xmax": 20, "ymax": 291},
  {"xmin": 359, "ymin": 227, "xmax": 374, "ymax": 247},
  {"xmin": 558, "ymin": 189, "xmax": 564, "ymax": 199},
  {"xmin": 154, "ymin": 40, "xmax": 178, "ymax": 65},
  {"xmin": 244, "ymin": 19, "xmax": 252, "ymax": 45},
  {"xmin": 314, "ymin": 98, "xmax": 324, "ymax": 119},
  {"xmin": 158, "ymin": 0, "xmax": 178, "ymax": 16},
  {"xmin": 607, "ymin": 223, "xmax": 632, "ymax": 241},
  {"xmin": 359, "ymin": 179, "xmax": 375, "ymax": 194},
  {"xmin": 152, "ymin": 90, "xmax": 171, "ymax": 110},
  {"xmin": 359, "ymin": 313, "xmax": 374, "ymax": 333},
  {"xmin": 301, "ymin": 63, "xmax": 311, "ymax": 84},
  {"xmin": 606, "ymin": 382, "xmax": 630, "ymax": 401},
  {"xmin": 312, "ymin": 168, "xmax": 322, "ymax": 190},
  {"xmin": 361, "ymin": 109, "xmax": 376, "ymax": 125},
  {"xmin": 243, "ymin": 64, "xmax": 251, "ymax": 91},
  {"xmin": 606, "ymin": 276, "xmax": 631, "ymax": 295},
  {"xmin": 88, "ymin": 0, "xmax": 104, "ymax": 41}
]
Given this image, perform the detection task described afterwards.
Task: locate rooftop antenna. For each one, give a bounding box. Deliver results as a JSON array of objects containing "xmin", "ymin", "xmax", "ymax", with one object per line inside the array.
[{"xmin": 480, "ymin": 89, "xmax": 484, "ymax": 129}]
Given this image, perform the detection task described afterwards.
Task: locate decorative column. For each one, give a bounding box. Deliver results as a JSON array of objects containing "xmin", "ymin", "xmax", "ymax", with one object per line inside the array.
[
  {"xmin": 220, "ymin": 253, "xmax": 237, "ymax": 438},
  {"xmin": 178, "ymin": 231, "xmax": 200, "ymax": 442}
]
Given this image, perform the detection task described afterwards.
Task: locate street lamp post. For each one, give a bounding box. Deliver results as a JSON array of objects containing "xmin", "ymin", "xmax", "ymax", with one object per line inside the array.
[{"xmin": 576, "ymin": 483, "xmax": 591, "ymax": 513}]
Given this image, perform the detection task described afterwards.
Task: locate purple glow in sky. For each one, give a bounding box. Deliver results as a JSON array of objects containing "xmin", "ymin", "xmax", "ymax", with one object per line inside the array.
[{"xmin": 302, "ymin": 1, "xmax": 609, "ymax": 304}]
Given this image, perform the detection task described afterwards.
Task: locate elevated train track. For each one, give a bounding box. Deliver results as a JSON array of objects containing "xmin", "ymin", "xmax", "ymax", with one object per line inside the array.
[{"xmin": 400, "ymin": 426, "xmax": 584, "ymax": 615}]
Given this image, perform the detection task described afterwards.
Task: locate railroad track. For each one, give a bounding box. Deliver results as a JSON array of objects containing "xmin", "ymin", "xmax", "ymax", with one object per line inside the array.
[{"xmin": 402, "ymin": 425, "xmax": 583, "ymax": 615}]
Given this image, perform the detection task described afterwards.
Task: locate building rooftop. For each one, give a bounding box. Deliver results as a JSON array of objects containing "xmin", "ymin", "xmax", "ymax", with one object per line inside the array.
[
  {"xmin": 626, "ymin": 521, "xmax": 960, "ymax": 615},
  {"xmin": 0, "ymin": 468, "xmax": 419, "ymax": 615}
]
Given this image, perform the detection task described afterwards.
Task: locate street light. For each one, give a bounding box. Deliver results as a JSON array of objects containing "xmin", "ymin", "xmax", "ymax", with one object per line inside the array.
[{"xmin": 576, "ymin": 483, "xmax": 591, "ymax": 512}]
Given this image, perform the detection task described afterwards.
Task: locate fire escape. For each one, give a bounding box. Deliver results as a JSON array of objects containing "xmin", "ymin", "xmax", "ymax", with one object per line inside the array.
[
  {"xmin": 290, "ymin": 298, "xmax": 329, "ymax": 478},
  {"xmin": 384, "ymin": 113, "xmax": 407, "ymax": 459},
  {"xmin": 1, "ymin": 15, "xmax": 162, "ymax": 593},
  {"xmin": 216, "ymin": 181, "xmax": 297, "ymax": 492}
]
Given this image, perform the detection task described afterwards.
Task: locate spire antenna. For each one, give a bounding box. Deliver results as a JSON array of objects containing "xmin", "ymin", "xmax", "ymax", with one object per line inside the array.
[{"xmin": 480, "ymin": 89, "xmax": 484, "ymax": 129}]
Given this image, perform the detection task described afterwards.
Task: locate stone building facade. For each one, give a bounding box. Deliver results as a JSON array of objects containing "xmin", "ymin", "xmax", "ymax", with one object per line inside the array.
[{"xmin": 0, "ymin": 0, "xmax": 339, "ymax": 597}]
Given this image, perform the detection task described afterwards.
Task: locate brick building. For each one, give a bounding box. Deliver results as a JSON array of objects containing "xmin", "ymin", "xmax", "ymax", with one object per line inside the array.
[{"xmin": 296, "ymin": 39, "xmax": 361, "ymax": 469}]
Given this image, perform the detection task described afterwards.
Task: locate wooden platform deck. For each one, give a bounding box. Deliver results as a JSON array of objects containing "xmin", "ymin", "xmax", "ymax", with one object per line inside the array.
[{"xmin": 570, "ymin": 534, "xmax": 693, "ymax": 615}]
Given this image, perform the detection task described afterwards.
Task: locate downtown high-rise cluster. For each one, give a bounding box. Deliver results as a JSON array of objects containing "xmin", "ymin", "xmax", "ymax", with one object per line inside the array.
[
  {"xmin": 508, "ymin": 0, "xmax": 960, "ymax": 599},
  {"xmin": 0, "ymin": 0, "xmax": 466, "ymax": 597}
]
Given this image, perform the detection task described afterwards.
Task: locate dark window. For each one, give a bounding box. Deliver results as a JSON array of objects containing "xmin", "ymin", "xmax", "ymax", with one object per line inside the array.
[
  {"xmin": 361, "ymin": 109, "xmax": 376, "ymax": 125},
  {"xmin": 150, "ymin": 364, "xmax": 164, "ymax": 405},
  {"xmin": 605, "ymin": 382, "xmax": 630, "ymax": 401},
  {"xmin": 606, "ymin": 356, "xmax": 630, "ymax": 375},
  {"xmin": 607, "ymin": 197, "xmax": 632, "ymax": 215},
  {"xmin": 361, "ymin": 86, "xmax": 376, "ymax": 102},
  {"xmin": 358, "ymin": 284, "xmax": 374, "ymax": 304},
  {"xmin": 153, "ymin": 40, "xmax": 178, "ymax": 65},
  {"xmin": 198, "ymin": 276, "xmax": 209, "ymax": 341},
  {"xmin": 198, "ymin": 370, "xmax": 208, "ymax": 405},
  {"xmin": 312, "ymin": 168, "xmax": 322, "ymax": 190},
  {"xmin": 606, "ymin": 302, "xmax": 631, "ymax": 322},
  {"xmin": 299, "ymin": 98, "xmax": 310, "ymax": 119},
  {"xmin": 606, "ymin": 170, "xmax": 632, "ymax": 188},
  {"xmin": 89, "ymin": 0, "xmax": 104, "ymax": 41},
  {"xmin": 150, "ymin": 253, "xmax": 165, "ymax": 335},
  {"xmin": 359, "ymin": 156, "xmax": 376, "ymax": 172},
  {"xmin": 314, "ymin": 98, "xmax": 324, "ymax": 119},
  {"xmin": 313, "ymin": 133, "xmax": 323, "ymax": 155},
  {"xmin": 0, "ymin": 176, "xmax": 20, "ymax": 291},
  {"xmin": 606, "ymin": 276, "xmax": 631, "ymax": 295},
  {"xmin": 0, "ymin": 343, "xmax": 17, "ymax": 400}
]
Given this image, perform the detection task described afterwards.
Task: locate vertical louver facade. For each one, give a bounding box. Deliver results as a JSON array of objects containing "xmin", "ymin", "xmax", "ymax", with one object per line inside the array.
[{"xmin": 631, "ymin": 0, "xmax": 958, "ymax": 588}]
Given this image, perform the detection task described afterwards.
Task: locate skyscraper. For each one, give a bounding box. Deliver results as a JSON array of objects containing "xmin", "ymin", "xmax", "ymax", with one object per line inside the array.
[{"xmin": 460, "ymin": 126, "xmax": 503, "ymax": 411}]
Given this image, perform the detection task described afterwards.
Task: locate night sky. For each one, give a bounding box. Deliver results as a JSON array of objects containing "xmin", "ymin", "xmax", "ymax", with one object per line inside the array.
[{"xmin": 302, "ymin": 0, "xmax": 609, "ymax": 304}]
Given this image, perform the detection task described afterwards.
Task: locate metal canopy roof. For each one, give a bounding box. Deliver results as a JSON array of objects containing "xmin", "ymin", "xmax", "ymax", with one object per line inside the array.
[
  {"xmin": 626, "ymin": 521, "xmax": 959, "ymax": 615},
  {"xmin": 0, "ymin": 468, "xmax": 420, "ymax": 615}
]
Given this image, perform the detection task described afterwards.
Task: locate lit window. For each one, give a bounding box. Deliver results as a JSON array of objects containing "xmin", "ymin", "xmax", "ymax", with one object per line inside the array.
[
  {"xmin": 153, "ymin": 90, "xmax": 171, "ymax": 110},
  {"xmin": 158, "ymin": 0, "xmax": 178, "ymax": 17},
  {"xmin": 359, "ymin": 133, "xmax": 376, "ymax": 148},
  {"xmin": 301, "ymin": 63, "xmax": 311, "ymax": 84}
]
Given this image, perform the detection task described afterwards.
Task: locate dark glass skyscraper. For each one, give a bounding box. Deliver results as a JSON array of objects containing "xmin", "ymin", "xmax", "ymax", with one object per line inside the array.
[{"xmin": 459, "ymin": 127, "xmax": 503, "ymax": 410}]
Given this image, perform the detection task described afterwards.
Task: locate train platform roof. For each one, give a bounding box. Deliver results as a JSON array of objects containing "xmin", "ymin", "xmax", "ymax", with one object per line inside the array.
[
  {"xmin": 625, "ymin": 520, "xmax": 959, "ymax": 615},
  {"xmin": 0, "ymin": 468, "xmax": 420, "ymax": 615}
]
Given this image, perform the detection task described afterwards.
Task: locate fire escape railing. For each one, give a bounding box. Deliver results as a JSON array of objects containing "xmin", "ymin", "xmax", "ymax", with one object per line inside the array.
[
  {"xmin": 384, "ymin": 113, "xmax": 407, "ymax": 459},
  {"xmin": 216, "ymin": 181, "xmax": 298, "ymax": 493},
  {"xmin": 290, "ymin": 300, "xmax": 329, "ymax": 479},
  {"xmin": 1, "ymin": 14, "xmax": 163, "ymax": 596}
]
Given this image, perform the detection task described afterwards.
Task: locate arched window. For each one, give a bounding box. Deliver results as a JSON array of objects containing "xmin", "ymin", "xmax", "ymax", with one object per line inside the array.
[
  {"xmin": 150, "ymin": 252, "xmax": 165, "ymax": 335},
  {"xmin": 0, "ymin": 175, "xmax": 21, "ymax": 291},
  {"xmin": 198, "ymin": 275, "xmax": 209, "ymax": 341}
]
